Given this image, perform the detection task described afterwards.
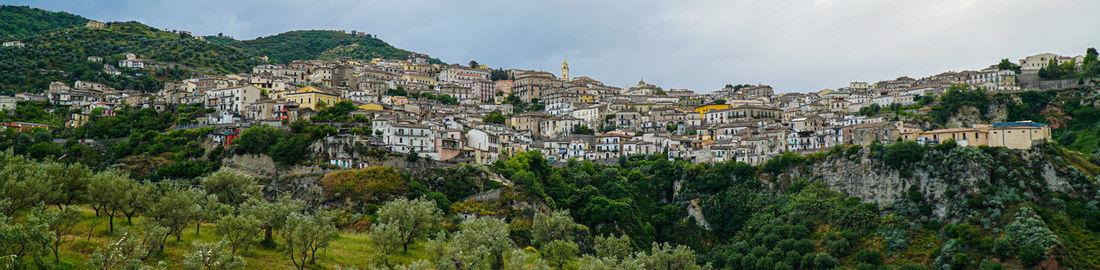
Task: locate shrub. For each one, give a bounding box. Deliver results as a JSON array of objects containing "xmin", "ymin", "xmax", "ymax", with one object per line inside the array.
[
  {"xmin": 979, "ymin": 260, "xmax": 1005, "ymax": 270},
  {"xmin": 856, "ymin": 249, "xmax": 883, "ymax": 265},
  {"xmin": 1019, "ymin": 244, "xmax": 1045, "ymax": 267},
  {"xmin": 883, "ymin": 141, "xmax": 925, "ymax": 173},
  {"xmin": 320, "ymin": 166, "xmax": 408, "ymax": 206},
  {"xmin": 813, "ymin": 253, "xmax": 839, "ymax": 270}
]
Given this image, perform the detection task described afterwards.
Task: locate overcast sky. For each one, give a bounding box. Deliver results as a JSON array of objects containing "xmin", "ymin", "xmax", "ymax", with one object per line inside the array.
[{"xmin": 6, "ymin": 0, "xmax": 1099, "ymax": 93}]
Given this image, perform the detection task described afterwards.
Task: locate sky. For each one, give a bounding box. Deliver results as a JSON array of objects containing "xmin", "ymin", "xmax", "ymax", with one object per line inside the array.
[{"xmin": 6, "ymin": 0, "xmax": 1099, "ymax": 93}]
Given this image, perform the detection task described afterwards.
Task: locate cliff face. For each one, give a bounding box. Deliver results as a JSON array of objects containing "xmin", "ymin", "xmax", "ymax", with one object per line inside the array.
[{"xmin": 779, "ymin": 144, "xmax": 1097, "ymax": 220}]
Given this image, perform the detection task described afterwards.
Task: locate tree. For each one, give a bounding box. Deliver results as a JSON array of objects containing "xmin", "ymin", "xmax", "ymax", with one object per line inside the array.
[
  {"xmin": 183, "ymin": 240, "xmax": 246, "ymax": 270},
  {"xmin": 883, "ymin": 140, "xmax": 924, "ymax": 171},
  {"xmin": 376, "ymin": 197, "xmax": 444, "ymax": 252},
  {"xmin": 88, "ymin": 228, "xmax": 167, "ymax": 270},
  {"xmin": 506, "ymin": 249, "xmax": 551, "ymax": 270},
  {"xmin": 1084, "ymin": 47, "xmax": 1099, "ymax": 75},
  {"xmin": 713, "ymin": 99, "xmax": 726, "ymax": 105},
  {"xmin": 0, "ymin": 214, "xmax": 51, "ymax": 267},
  {"xmin": 121, "ymin": 181, "xmax": 155, "ymax": 225},
  {"xmin": 35, "ymin": 206, "xmax": 82, "ymax": 263},
  {"xmin": 573, "ymin": 124, "xmax": 595, "ymax": 135},
  {"xmin": 89, "ymin": 169, "xmax": 133, "ymax": 233},
  {"xmin": 215, "ymin": 213, "xmax": 261, "ymax": 254},
  {"xmin": 997, "ymin": 59, "xmax": 1021, "ymax": 73},
  {"xmin": 813, "ymin": 253, "xmax": 839, "ymax": 270},
  {"xmin": 430, "ymin": 216, "xmax": 514, "ymax": 269},
  {"xmin": 241, "ymin": 195, "xmax": 304, "ymax": 246},
  {"xmin": 41, "ymin": 161, "xmax": 92, "ymax": 210},
  {"xmin": 484, "ymin": 110, "xmax": 507, "ymax": 124},
  {"xmin": 634, "ymin": 243, "xmax": 700, "ymax": 270},
  {"xmin": 235, "ymin": 125, "xmax": 286, "ymax": 155},
  {"xmin": 532, "ymin": 210, "xmax": 579, "ymax": 247},
  {"xmin": 469, "ymin": 60, "xmax": 480, "ymax": 68},
  {"xmin": 200, "ymin": 170, "xmax": 259, "ymax": 207},
  {"xmin": 148, "ymin": 185, "xmax": 202, "ymax": 241},
  {"xmin": 594, "ymin": 234, "xmax": 632, "ymax": 261},
  {"xmin": 369, "ymin": 221, "xmax": 404, "ymax": 266},
  {"xmin": 407, "ymin": 149, "xmax": 421, "ymax": 163},
  {"xmin": 268, "ymin": 134, "xmax": 311, "ymax": 166},
  {"xmin": 542, "ymin": 240, "xmax": 578, "ymax": 269},
  {"xmin": 194, "ymin": 191, "xmax": 226, "ymax": 236},
  {"xmin": 281, "ymin": 212, "xmax": 337, "ymax": 270},
  {"xmin": 87, "ymin": 232, "xmax": 146, "ymax": 270}
]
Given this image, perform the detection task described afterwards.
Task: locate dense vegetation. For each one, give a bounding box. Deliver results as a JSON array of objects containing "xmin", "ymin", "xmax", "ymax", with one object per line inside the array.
[
  {"xmin": 0, "ymin": 6, "xmax": 438, "ymax": 93},
  {"xmin": 0, "ymin": 5, "xmax": 86, "ymax": 39},
  {"xmin": 1038, "ymin": 48, "xmax": 1100, "ymax": 79},
  {"xmin": 0, "ymin": 19, "xmax": 259, "ymax": 92},
  {"xmin": 238, "ymin": 30, "xmax": 441, "ymax": 64}
]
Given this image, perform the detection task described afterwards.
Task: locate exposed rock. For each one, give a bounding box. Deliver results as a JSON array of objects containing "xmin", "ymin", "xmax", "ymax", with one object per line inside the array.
[{"xmin": 776, "ymin": 144, "xmax": 1096, "ymax": 220}]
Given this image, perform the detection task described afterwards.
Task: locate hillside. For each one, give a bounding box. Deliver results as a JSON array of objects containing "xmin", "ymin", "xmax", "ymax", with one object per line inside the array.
[
  {"xmin": 234, "ymin": 30, "xmax": 441, "ymax": 64},
  {"xmin": 0, "ymin": 20, "xmax": 263, "ymax": 93},
  {"xmin": 0, "ymin": 5, "xmax": 437, "ymax": 93},
  {"xmin": 0, "ymin": 5, "xmax": 87, "ymax": 39}
]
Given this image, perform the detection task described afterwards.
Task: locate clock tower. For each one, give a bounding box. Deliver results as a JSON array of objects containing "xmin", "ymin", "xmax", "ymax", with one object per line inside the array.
[{"xmin": 561, "ymin": 60, "xmax": 570, "ymax": 81}]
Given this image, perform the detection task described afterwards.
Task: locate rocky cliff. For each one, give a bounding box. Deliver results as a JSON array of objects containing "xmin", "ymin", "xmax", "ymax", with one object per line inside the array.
[{"xmin": 776, "ymin": 143, "xmax": 1098, "ymax": 220}]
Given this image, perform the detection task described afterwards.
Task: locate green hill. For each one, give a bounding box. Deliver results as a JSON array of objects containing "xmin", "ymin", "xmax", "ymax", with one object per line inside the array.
[
  {"xmin": 0, "ymin": 5, "xmax": 441, "ymax": 93},
  {"xmin": 0, "ymin": 5, "xmax": 87, "ymax": 40},
  {"xmin": 235, "ymin": 30, "xmax": 441, "ymax": 64},
  {"xmin": 0, "ymin": 19, "xmax": 263, "ymax": 93}
]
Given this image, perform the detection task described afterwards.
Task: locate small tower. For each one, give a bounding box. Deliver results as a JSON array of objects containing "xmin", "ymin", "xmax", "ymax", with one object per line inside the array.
[{"xmin": 562, "ymin": 60, "xmax": 570, "ymax": 81}]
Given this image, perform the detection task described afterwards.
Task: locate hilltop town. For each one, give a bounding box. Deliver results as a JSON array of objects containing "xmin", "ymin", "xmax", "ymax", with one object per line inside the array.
[
  {"xmin": 5, "ymin": 4, "xmax": 1100, "ymax": 270},
  {"xmin": 2, "ymin": 42, "xmax": 1089, "ymax": 167}
]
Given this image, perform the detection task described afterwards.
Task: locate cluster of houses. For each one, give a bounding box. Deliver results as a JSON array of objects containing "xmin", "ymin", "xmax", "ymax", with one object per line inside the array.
[{"xmin": 1, "ymin": 51, "xmax": 1067, "ymax": 167}]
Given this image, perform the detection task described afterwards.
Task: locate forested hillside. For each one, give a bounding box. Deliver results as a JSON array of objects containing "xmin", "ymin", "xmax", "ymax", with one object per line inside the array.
[
  {"xmin": 238, "ymin": 30, "xmax": 440, "ymax": 64},
  {"xmin": 0, "ymin": 19, "xmax": 262, "ymax": 92},
  {"xmin": 0, "ymin": 5, "xmax": 87, "ymax": 39},
  {"xmin": 0, "ymin": 5, "xmax": 436, "ymax": 93}
]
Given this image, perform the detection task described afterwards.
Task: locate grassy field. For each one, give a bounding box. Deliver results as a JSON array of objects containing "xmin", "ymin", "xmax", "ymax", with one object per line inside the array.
[{"xmin": 51, "ymin": 206, "xmax": 431, "ymax": 270}]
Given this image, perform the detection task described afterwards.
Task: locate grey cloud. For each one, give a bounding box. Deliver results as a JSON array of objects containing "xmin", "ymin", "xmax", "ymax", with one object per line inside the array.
[{"xmin": 5, "ymin": 0, "xmax": 1098, "ymax": 93}]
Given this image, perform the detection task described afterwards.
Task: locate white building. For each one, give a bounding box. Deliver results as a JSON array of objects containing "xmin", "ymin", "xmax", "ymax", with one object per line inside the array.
[{"xmin": 205, "ymin": 85, "xmax": 262, "ymax": 123}]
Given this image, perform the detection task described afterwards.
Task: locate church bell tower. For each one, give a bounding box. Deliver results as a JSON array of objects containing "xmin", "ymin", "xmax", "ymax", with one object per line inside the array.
[{"xmin": 562, "ymin": 60, "xmax": 570, "ymax": 81}]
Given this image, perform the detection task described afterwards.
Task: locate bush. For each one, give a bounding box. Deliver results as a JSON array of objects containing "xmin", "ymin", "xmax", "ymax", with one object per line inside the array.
[
  {"xmin": 978, "ymin": 260, "xmax": 1004, "ymax": 270},
  {"xmin": 1019, "ymin": 244, "xmax": 1045, "ymax": 267},
  {"xmin": 826, "ymin": 239, "xmax": 849, "ymax": 257},
  {"xmin": 883, "ymin": 141, "xmax": 924, "ymax": 172},
  {"xmin": 856, "ymin": 249, "xmax": 882, "ymax": 265},
  {"xmin": 320, "ymin": 166, "xmax": 408, "ymax": 206},
  {"xmin": 813, "ymin": 253, "xmax": 839, "ymax": 270}
]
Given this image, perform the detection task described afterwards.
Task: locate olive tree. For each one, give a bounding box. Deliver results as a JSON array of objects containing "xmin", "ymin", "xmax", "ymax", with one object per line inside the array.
[
  {"xmin": 541, "ymin": 240, "xmax": 578, "ymax": 269},
  {"xmin": 376, "ymin": 197, "xmax": 444, "ymax": 252},
  {"xmin": 505, "ymin": 249, "xmax": 550, "ymax": 270},
  {"xmin": 429, "ymin": 216, "xmax": 514, "ymax": 269},
  {"xmin": 594, "ymin": 234, "xmax": 632, "ymax": 261},
  {"xmin": 183, "ymin": 240, "xmax": 246, "ymax": 270},
  {"xmin": 214, "ymin": 213, "xmax": 261, "ymax": 254},
  {"xmin": 35, "ymin": 206, "xmax": 82, "ymax": 263},
  {"xmin": 148, "ymin": 185, "xmax": 202, "ymax": 241},
  {"xmin": 88, "ymin": 170, "xmax": 133, "ymax": 233},
  {"xmin": 532, "ymin": 210, "xmax": 579, "ymax": 247},
  {"xmin": 200, "ymin": 170, "xmax": 260, "ymax": 207},
  {"xmin": 369, "ymin": 221, "xmax": 404, "ymax": 266},
  {"xmin": 241, "ymin": 195, "xmax": 303, "ymax": 245},
  {"xmin": 281, "ymin": 212, "xmax": 337, "ymax": 270}
]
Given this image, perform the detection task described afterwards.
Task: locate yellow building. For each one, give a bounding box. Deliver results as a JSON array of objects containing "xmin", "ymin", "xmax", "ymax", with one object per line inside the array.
[
  {"xmin": 900, "ymin": 121, "xmax": 1051, "ymax": 150},
  {"xmin": 285, "ymin": 86, "xmax": 342, "ymax": 111},
  {"xmin": 578, "ymin": 94, "xmax": 597, "ymax": 104},
  {"xmin": 402, "ymin": 72, "xmax": 437, "ymax": 85},
  {"xmin": 693, "ymin": 104, "xmax": 731, "ymax": 118},
  {"xmin": 358, "ymin": 103, "xmax": 385, "ymax": 111}
]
